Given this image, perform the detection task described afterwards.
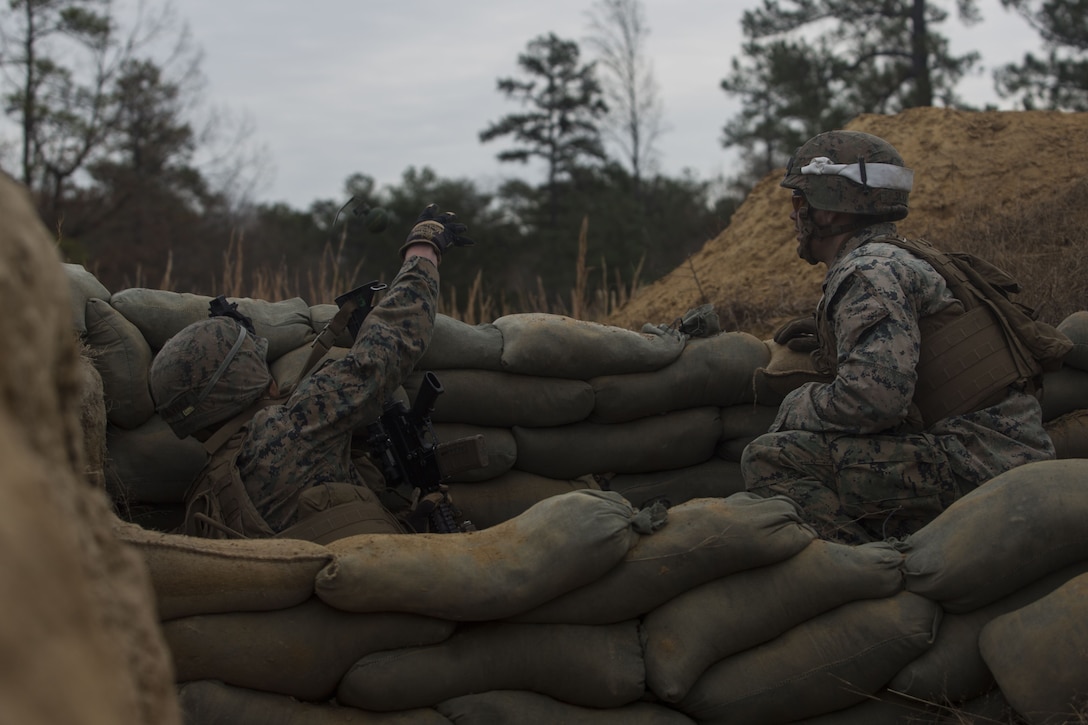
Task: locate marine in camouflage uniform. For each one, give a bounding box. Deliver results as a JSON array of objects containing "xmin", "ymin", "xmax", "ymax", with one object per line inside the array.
[
  {"xmin": 150, "ymin": 205, "xmax": 472, "ymax": 538},
  {"xmin": 741, "ymin": 131, "xmax": 1055, "ymax": 544}
]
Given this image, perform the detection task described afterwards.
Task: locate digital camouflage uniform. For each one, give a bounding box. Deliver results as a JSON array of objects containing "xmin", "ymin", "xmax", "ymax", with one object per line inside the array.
[
  {"xmin": 200, "ymin": 256, "xmax": 438, "ymax": 533},
  {"xmin": 742, "ymin": 223, "xmax": 1055, "ymax": 543}
]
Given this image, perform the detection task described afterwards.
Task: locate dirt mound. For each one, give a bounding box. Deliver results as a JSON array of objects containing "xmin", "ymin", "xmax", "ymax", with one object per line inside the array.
[{"xmin": 608, "ymin": 108, "xmax": 1088, "ymax": 337}]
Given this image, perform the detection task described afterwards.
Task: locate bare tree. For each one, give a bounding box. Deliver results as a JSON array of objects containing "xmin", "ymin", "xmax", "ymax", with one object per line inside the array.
[{"xmin": 585, "ymin": 0, "xmax": 665, "ymax": 187}]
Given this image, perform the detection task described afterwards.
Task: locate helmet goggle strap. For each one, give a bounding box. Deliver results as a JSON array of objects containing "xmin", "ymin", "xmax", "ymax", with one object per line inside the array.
[{"xmin": 159, "ymin": 323, "xmax": 249, "ymax": 421}]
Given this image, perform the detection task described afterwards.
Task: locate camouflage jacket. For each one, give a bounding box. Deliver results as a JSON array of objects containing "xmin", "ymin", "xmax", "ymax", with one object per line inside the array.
[
  {"xmin": 771, "ymin": 223, "xmax": 1054, "ymax": 483},
  {"xmin": 233, "ymin": 255, "xmax": 439, "ymax": 532}
]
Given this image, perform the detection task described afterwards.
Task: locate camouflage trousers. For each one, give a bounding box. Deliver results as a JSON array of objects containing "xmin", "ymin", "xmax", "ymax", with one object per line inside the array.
[{"xmin": 741, "ymin": 429, "xmax": 967, "ymax": 544}]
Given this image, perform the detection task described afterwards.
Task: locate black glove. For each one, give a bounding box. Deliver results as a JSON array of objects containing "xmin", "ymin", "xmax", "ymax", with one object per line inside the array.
[
  {"xmin": 400, "ymin": 203, "xmax": 475, "ymax": 260},
  {"xmin": 773, "ymin": 315, "xmax": 819, "ymax": 353}
]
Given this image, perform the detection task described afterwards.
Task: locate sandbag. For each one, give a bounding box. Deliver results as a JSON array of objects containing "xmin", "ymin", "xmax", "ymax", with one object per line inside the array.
[
  {"xmin": 511, "ymin": 494, "xmax": 816, "ymax": 625},
  {"xmin": 111, "ymin": 288, "xmax": 313, "ymax": 358},
  {"xmin": 1039, "ymin": 365, "xmax": 1088, "ymax": 420},
  {"xmin": 494, "ymin": 312, "xmax": 685, "ymax": 378},
  {"xmin": 269, "ymin": 342, "xmax": 348, "ymax": 391},
  {"xmin": 113, "ymin": 520, "xmax": 333, "ymax": 620},
  {"xmin": 1044, "ymin": 408, "xmax": 1088, "ymax": 459},
  {"xmin": 897, "ymin": 458, "xmax": 1088, "ymax": 613},
  {"xmin": 751, "ymin": 339, "xmax": 831, "ymax": 407},
  {"xmin": 448, "ymin": 470, "xmax": 598, "ymax": 529},
  {"xmin": 979, "ymin": 572, "xmax": 1088, "ymax": 725},
  {"xmin": 787, "ymin": 690, "xmax": 937, "ymax": 724},
  {"xmin": 512, "ymin": 407, "xmax": 722, "ymax": 479},
  {"xmin": 63, "ymin": 262, "xmax": 111, "ymax": 333},
  {"xmin": 177, "ymin": 680, "xmax": 451, "ymax": 725},
  {"xmin": 78, "ymin": 354, "xmax": 108, "ymax": 489},
  {"xmin": 677, "ymin": 591, "xmax": 940, "ymax": 725},
  {"xmin": 163, "ymin": 598, "xmax": 454, "ymax": 701},
  {"xmin": 588, "ymin": 332, "xmax": 768, "ymax": 422},
  {"xmin": 433, "ymin": 422, "xmax": 517, "ymax": 482},
  {"xmin": 436, "ymin": 690, "xmax": 695, "ymax": 724},
  {"xmin": 314, "ymin": 490, "xmax": 641, "ymax": 620},
  {"xmin": 417, "ymin": 314, "xmax": 505, "ymax": 371},
  {"xmin": 106, "ymin": 416, "xmax": 206, "ymax": 505},
  {"xmin": 84, "ymin": 298, "xmax": 155, "ymax": 429},
  {"xmin": 404, "ymin": 368, "xmax": 595, "ymax": 427},
  {"xmin": 1057, "ymin": 310, "xmax": 1088, "ymax": 370},
  {"xmin": 338, "ymin": 621, "xmax": 644, "ymax": 711},
  {"xmin": 719, "ymin": 402, "xmax": 778, "ymax": 440},
  {"xmin": 605, "ymin": 458, "xmax": 745, "ymax": 509},
  {"xmin": 890, "ymin": 561, "xmax": 1088, "ymax": 703},
  {"xmin": 643, "ymin": 539, "xmax": 904, "ymax": 702}
]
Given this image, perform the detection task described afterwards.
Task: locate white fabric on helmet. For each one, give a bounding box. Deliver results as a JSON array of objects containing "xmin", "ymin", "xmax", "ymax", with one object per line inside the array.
[{"xmin": 800, "ymin": 156, "xmax": 914, "ymax": 192}]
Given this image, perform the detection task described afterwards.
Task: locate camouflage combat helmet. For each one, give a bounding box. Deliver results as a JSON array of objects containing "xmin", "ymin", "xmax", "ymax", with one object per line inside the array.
[
  {"xmin": 782, "ymin": 130, "xmax": 913, "ymax": 221},
  {"xmin": 150, "ymin": 317, "xmax": 272, "ymax": 439}
]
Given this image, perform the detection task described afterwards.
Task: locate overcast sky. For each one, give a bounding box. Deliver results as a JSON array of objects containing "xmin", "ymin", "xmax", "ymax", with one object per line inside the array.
[{"xmin": 172, "ymin": 0, "xmax": 1043, "ymax": 209}]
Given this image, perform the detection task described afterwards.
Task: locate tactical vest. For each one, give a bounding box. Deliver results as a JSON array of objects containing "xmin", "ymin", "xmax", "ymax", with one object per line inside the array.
[{"xmin": 815, "ymin": 235, "xmax": 1072, "ymax": 428}]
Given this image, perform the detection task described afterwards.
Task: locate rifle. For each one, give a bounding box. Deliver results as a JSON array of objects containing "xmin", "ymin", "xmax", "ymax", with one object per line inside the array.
[{"xmin": 366, "ymin": 371, "xmax": 486, "ymax": 533}]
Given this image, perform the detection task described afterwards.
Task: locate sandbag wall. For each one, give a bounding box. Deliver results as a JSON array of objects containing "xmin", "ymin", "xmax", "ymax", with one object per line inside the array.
[{"xmin": 66, "ymin": 264, "xmax": 1088, "ymax": 724}]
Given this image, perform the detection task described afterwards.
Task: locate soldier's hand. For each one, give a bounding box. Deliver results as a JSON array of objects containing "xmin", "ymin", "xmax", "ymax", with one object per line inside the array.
[
  {"xmin": 773, "ymin": 315, "xmax": 819, "ymax": 353},
  {"xmin": 400, "ymin": 203, "xmax": 475, "ymax": 260}
]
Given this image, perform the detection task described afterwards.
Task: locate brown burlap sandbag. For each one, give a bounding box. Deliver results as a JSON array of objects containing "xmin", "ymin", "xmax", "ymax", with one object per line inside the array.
[
  {"xmin": 338, "ymin": 621, "xmax": 645, "ymax": 711},
  {"xmin": 510, "ymin": 494, "xmax": 816, "ymax": 625},
  {"xmin": 494, "ymin": 312, "xmax": 685, "ymax": 378},
  {"xmin": 512, "ymin": 407, "xmax": 723, "ymax": 479},
  {"xmin": 605, "ymin": 458, "xmax": 746, "ymax": 509},
  {"xmin": 112, "ymin": 288, "xmax": 313, "ymax": 358},
  {"xmin": 63, "ymin": 262, "xmax": 111, "ymax": 333},
  {"xmin": 177, "ymin": 680, "xmax": 451, "ymax": 725},
  {"xmin": 106, "ymin": 415, "xmax": 207, "ymax": 504},
  {"xmin": 403, "ymin": 368, "xmax": 595, "ymax": 427},
  {"xmin": 897, "ymin": 458, "xmax": 1088, "ymax": 613},
  {"xmin": 752, "ymin": 339, "xmax": 832, "ymax": 407},
  {"xmin": 448, "ymin": 470, "xmax": 597, "ymax": 529},
  {"xmin": 314, "ymin": 490, "xmax": 640, "ymax": 620},
  {"xmin": 436, "ymin": 690, "xmax": 696, "ymax": 724},
  {"xmin": 588, "ymin": 332, "xmax": 769, "ymax": 422},
  {"xmin": 643, "ymin": 539, "xmax": 904, "ymax": 703},
  {"xmin": 979, "ymin": 572, "xmax": 1088, "ymax": 725},
  {"xmin": 677, "ymin": 592, "xmax": 941, "ymax": 725},
  {"xmin": 163, "ymin": 597, "xmax": 454, "ymax": 701},
  {"xmin": 1044, "ymin": 408, "xmax": 1088, "ymax": 459},
  {"xmin": 114, "ymin": 521, "xmax": 333, "ymax": 620},
  {"xmin": 84, "ymin": 297, "xmax": 156, "ymax": 429},
  {"xmin": 0, "ymin": 171, "xmax": 179, "ymax": 725},
  {"xmin": 433, "ymin": 422, "xmax": 517, "ymax": 482},
  {"xmin": 1057, "ymin": 310, "xmax": 1088, "ymax": 370},
  {"xmin": 890, "ymin": 561, "xmax": 1088, "ymax": 704}
]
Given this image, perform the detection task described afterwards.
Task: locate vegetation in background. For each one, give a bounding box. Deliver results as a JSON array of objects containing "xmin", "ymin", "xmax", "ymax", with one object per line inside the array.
[{"xmin": 997, "ymin": 0, "xmax": 1088, "ymax": 110}]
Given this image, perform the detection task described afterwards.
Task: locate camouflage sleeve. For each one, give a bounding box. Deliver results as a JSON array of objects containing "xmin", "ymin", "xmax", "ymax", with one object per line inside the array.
[
  {"xmin": 770, "ymin": 260, "xmax": 919, "ymax": 434},
  {"xmin": 281, "ymin": 255, "xmax": 439, "ymax": 441}
]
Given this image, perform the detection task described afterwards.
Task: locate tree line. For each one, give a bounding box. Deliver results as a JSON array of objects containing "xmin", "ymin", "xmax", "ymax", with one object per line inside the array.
[{"xmin": 2, "ymin": 0, "xmax": 1084, "ymax": 308}]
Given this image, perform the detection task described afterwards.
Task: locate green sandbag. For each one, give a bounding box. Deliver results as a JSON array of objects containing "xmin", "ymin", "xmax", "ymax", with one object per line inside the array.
[
  {"xmin": 106, "ymin": 416, "xmax": 206, "ymax": 505},
  {"xmin": 510, "ymin": 494, "xmax": 815, "ymax": 625},
  {"xmin": 113, "ymin": 520, "xmax": 333, "ymax": 620},
  {"xmin": 1039, "ymin": 365, "xmax": 1088, "ymax": 420},
  {"xmin": 897, "ymin": 458, "xmax": 1088, "ymax": 613},
  {"xmin": 643, "ymin": 539, "xmax": 904, "ymax": 702},
  {"xmin": 448, "ymin": 470, "xmax": 597, "ymax": 529},
  {"xmin": 512, "ymin": 407, "xmax": 722, "ymax": 480},
  {"xmin": 404, "ymin": 368, "xmax": 594, "ymax": 427},
  {"xmin": 677, "ymin": 592, "xmax": 941, "ymax": 725},
  {"xmin": 85, "ymin": 298, "xmax": 155, "ymax": 429},
  {"xmin": 979, "ymin": 572, "xmax": 1088, "ymax": 725},
  {"xmin": 418, "ymin": 314, "xmax": 505, "ymax": 371},
  {"xmin": 786, "ymin": 690, "xmax": 938, "ymax": 724},
  {"xmin": 1057, "ymin": 310, "xmax": 1088, "ymax": 370},
  {"xmin": 111, "ymin": 288, "xmax": 313, "ymax": 358},
  {"xmin": 177, "ymin": 680, "xmax": 451, "ymax": 725},
  {"xmin": 314, "ymin": 490, "xmax": 640, "ymax": 621},
  {"xmin": 338, "ymin": 621, "xmax": 644, "ymax": 712},
  {"xmin": 432, "ymin": 422, "xmax": 517, "ymax": 483},
  {"xmin": 495, "ymin": 312, "xmax": 685, "ymax": 378},
  {"xmin": 588, "ymin": 332, "xmax": 769, "ymax": 422},
  {"xmin": 605, "ymin": 458, "xmax": 745, "ymax": 509},
  {"xmin": 63, "ymin": 262, "xmax": 111, "ymax": 333},
  {"xmin": 163, "ymin": 598, "xmax": 454, "ymax": 701},
  {"xmin": 1044, "ymin": 409, "xmax": 1088, "ymax": 459},
  {"xmin": 436, "ymin": 690, "xmax": 695, "ymax": 724},
  {"xmin": 719, "ymin": 402, "xmax": 778, "ymax": 439},
  {"xmin": 890, "ymin": 561, "xmax": 1088, "ymax": 703}
]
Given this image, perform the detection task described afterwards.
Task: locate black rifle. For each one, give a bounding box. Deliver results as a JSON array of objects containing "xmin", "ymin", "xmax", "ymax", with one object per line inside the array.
[
  {"xmin": 365, "ymin": 371, "xmax": 486, "ymax": 533},
  {"xmin": 334, "ymin": 280, "xmax": 388, "ymax": 340}
]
